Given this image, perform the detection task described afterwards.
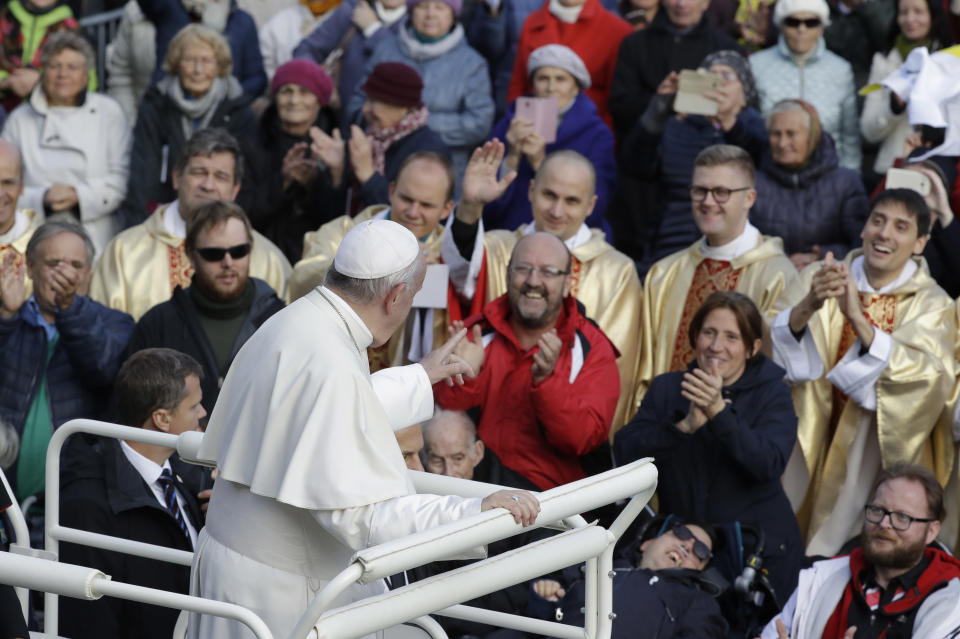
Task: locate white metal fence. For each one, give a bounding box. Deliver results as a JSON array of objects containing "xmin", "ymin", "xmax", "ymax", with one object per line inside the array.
[{"xmin": 0, "ymin": 418, "xmax": 658, "ymax": 639}]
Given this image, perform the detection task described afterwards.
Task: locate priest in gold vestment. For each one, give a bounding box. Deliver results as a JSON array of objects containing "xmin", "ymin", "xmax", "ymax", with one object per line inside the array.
[
  {"xmin": 89, "ymin": 129, "xmax": 291, "ymax": 321},
  {"xmin": 441, "ymin": 143, "xmax": 642, "ymax": 435},
  {"xmin": 770, "ymin": 189, "xmax": 956, "ymax": 556},
  {"xmin": 637, "ymin": 145, "xmax": 800, "ymax": 405},
  {"xmin": 287, "ymin": 152, "xmax": 458, "ymax": 372}
]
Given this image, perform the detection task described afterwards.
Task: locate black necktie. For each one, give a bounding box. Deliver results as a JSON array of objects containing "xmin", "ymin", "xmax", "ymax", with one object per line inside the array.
[{"xmin": 157, "ymin": 468, "xmax": 192, "ymax": 548}]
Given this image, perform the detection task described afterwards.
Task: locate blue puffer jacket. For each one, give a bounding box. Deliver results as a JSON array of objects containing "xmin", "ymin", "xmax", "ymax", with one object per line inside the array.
[
  {"xmin": 749, "ymin": 36, "xmax": 861, "ymax": 171},
  {"xmin": 349, "ymin": 23, "xmax": 495, "ymax": 194},
  {"xmin": 0, "ymin": 296, "xmax": 134, "ymax": 494},
  {"xmin": 483, "ymin": 92, "xmax": 616, "ymax": 236},
  {"xmin": 751, "ymin": 132, "xmax": 869, "ymax": 259},
  {"xmin": 615, "ymin": 355, "xmax": 804, "ymax": 606}
]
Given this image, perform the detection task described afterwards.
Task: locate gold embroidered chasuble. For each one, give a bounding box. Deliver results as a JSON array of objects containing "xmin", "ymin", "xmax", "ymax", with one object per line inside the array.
[
  {"xmin": 481, "ymin": 225, "xmax": 642, "ymax": 435},
  {"xmin": 288, "ymin": 205, "xmax": 448, "ymax": 372},
  {"xmin": 785, "ymin": 252, "xmax": 956, "ymax": 547},
  {"xmin": 89, "ymin": 205, "xmax": 292, "ymax": 321},
  {"xmin": 0, "ymin": 209, "xmax": 39, "ymax": 296},
  {"xmin": 636, "ymin": 235, "xmax": 800, "ymax": 405}
]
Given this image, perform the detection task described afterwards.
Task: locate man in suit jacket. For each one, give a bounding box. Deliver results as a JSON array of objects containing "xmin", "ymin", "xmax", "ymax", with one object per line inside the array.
[{"xmin": 59, "ymin": 348, "xmax": 208, "ymax": 639}]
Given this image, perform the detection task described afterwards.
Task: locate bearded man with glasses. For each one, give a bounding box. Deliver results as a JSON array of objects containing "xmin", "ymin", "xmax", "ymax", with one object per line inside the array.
[
  {"xmin": 636, "ymin": 144, "xmax": 799, "ymax": 404},
  {"xmin": 434, "ymin": 231, "xmax": 619, "ymax": 490},
  {"xmin": 125, "ymin": 201, "xmax": 285, "ymax": 414},
  {"xmin": 759, "ymin": 463, "xmax": 960, "ymax": 639}
]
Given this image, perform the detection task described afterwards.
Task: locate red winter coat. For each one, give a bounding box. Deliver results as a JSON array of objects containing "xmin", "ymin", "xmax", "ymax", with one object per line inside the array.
[
  {"xmin": 507, "ymin": 0, "xmax": 632, "ymax": 131},
  {"xmin": 434, "ymin": 294, "xmax": 619, "ymax": 489}
]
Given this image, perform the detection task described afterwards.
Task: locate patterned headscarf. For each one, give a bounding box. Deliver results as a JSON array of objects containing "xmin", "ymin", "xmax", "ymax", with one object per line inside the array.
[{"xmin": 700, "ymin": 50, "xmax": 759, "ymax": 110}]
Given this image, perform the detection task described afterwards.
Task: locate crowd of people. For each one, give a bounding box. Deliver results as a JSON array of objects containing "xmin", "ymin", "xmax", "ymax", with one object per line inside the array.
[{"xmin": 1, "ymin": 0, "xmax": 960, "ymax": 637}]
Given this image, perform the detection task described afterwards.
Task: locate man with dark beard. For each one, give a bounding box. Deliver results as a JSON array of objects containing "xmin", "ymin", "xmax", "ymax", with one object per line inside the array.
[
  {"xmin": 433, "ymin": 231, "xmax": 619, "ymax": 490},
  {"xmin": 759, "ymin": 463, "xmax": 960, "ymax": 639},
  {"xmin": 126, "ymin": 201, "xmax": 285, "ymax": 414}
]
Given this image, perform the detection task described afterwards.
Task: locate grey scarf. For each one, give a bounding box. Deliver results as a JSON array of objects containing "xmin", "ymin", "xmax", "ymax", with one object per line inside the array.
[{"xmin": 159, "ymin": 74, "xmax": 242, "ymax": 141}]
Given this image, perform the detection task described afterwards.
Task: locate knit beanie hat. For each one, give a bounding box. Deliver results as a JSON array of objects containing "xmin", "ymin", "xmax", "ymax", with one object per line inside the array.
[
  {"xmin": 527, "ymin": 44, "xmax": 592, "ymax": 90},
  {"xmin": 406, "ymin": 0, "xmax": 462, "ymax": 17},
  {"xmin": 700, "ymin": 50, "xmax": 759, "ymax": 110},
  {"xmin": 773, "ymin": 0, "xmax": 830, "ymax": 27},
  {"xmin": 271, "ymin": 59, "xmax": 334, "ymax": 105},
  {"xmin": 361, "ymin": 62, "xmax": 424, "ymax": 107}
]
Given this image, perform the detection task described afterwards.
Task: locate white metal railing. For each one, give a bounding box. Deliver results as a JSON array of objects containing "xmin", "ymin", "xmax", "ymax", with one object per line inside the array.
[{"xmin": 31, "ymin": 418, "xmax": 657, "ymax": 639}]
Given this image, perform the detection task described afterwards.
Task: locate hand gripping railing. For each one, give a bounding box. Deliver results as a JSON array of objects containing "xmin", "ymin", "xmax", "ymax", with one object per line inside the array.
[
  {"xmin": 42, "ymin": 419, "xmax": 215, "ymax": 636},
  {"xmin": 287, "ymin": 458, "xmax": 659, "ymax": 639}
]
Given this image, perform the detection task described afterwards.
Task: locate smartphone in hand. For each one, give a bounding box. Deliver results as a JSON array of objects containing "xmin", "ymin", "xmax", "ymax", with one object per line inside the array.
[{"xmin": 515, "ymin": 96, "xmax": 559, "ymax": 144}]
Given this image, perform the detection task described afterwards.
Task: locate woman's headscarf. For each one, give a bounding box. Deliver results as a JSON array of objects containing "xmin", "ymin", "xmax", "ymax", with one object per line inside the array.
[{"xmin": 700, "ymin": 50, "xmax": 759, "ymax": 110}]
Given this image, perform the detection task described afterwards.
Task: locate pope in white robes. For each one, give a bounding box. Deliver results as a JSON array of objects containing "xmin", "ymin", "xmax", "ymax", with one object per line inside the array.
[{"xmin": 187, "ymin": 220, "xmax": 539, "ymax": 639}]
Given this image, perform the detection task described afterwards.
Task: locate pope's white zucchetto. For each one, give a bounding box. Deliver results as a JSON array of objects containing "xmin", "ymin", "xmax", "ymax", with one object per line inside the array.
[{"xmin": 334, "ymin": 219, "xmax": 421, "ymax": 279}]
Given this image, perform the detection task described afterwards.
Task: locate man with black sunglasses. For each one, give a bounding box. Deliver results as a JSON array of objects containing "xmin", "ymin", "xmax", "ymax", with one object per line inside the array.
[
  {"xmin": 759, "ymin": 463, "xmax": 960, "ymax": 639},
  {"xmin": 125, "ymin": 201, "xmax": 285, "ymax": 414}
]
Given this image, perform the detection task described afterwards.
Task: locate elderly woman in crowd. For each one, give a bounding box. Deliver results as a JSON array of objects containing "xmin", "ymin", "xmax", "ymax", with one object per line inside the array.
[
  {"xmin": 624, "ymin": 50, "xmax": 766, "ymax": 268},
  {"xmin": 615, "ymin": 291, "xmax": 804, "ymax": 611},
  {"xmin": 118, "ymin": 24, "xmax": 256, "ymax": 227},
  {"xmin": 860, "ymin": 0, "xmax": 952, "ymax": 176},
  {"xmin": 1, "ymin": 32, "xmax": 130, "ymax": 255},
  {"xmin": 348, "ymin": 0, "xmax": 494, "ymax": 192},
  {"xmin": 311, "ymin": 61, "xmax": 449, "ymax": 213},
  {"xmin": 246, "ymin": 58, "xmax": 340, "ymax": 264},
  {"xmin": 750, "ymin": 99, "xmax": 868, "ymax": 270},
  {"xmin": 483, "ymin": 45, "xmax": 615, "ymax": 234},
  {"xmin": 749, "ymin": 0, "xmax": 861, "ymax": 171}
]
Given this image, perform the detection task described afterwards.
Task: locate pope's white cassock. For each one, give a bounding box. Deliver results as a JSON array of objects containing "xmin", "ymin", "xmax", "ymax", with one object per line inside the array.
[{"xmin": 187, "ymin": 223, "xmax": 484, "ymax": 639}]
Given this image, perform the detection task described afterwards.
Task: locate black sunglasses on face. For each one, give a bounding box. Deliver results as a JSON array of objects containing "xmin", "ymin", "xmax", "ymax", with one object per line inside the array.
[
  {"xmin": 672, "ymin": 524, "xmax": 713, "ymax": 561},
  {"xmin": 195, "ymin": 243, "xmax": 252, "ymax": 262},
  {"xmin": 783, "ymin": 16, "xmax": 822, "ymax": 28}
]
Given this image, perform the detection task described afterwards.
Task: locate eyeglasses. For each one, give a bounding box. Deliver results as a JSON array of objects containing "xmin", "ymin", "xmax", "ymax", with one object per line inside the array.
[
  {"xmin": 689, "ymin": 185, "xmax": 752, "ymax": 203},
  {"xmin": 783, "ymin": 16, "xmax": 822, "ymax": 29},
  {"xmin": 509, "ymin": 263, "xmax": 569, "ymax": 279},
  {"xmin": 864, "ymin": 504, "xmax": 935, "ymax": 531},
  {"xmin": 672, "ymin": 524, "xmax": 713, "ymax": 561},
  {"xmin": 194, "ymin": 243, "xmax": 251, "ymax": 262}
]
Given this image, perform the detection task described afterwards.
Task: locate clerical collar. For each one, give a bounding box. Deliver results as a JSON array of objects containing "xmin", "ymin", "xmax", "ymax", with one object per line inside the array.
[
  {"xmin": 0, "ymin": 210, "xmax": 29, "ymax": 245},
  {"xmin": 526, "ymin": 222, "xmax": 592, "ymax": 251},
  {"xmin": 699, "ymin": 222, "xmax": 759, "ymax": 261},
  {"xmin": 319, "ymin": 286, "xmax": 374, "ymax": 346},
  {"xmin": 375, "ymin": 0, "xmax": 406, "ymax": 24},
  {"xmin": 163, "ymin": 200, "xmax": 187, "ymax": 239},
  {"xmin": 851, "ymin": 255, "xmax": 918, "ymax": 294},
  {"xmin": 549, "ymin": 0, "xmax": 584, "ymax": 23}
]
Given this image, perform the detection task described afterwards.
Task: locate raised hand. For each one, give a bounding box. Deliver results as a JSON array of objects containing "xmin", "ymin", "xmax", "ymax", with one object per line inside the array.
[
  {"xmin": 656, "ymin": 71, "xmax": 679, "ymax": 96},
  {"xmin": 282, "ymin": 142, "xmax": 319, "ymax": 189},
  {"xmin": 309, "ymin": 126, "xmax": 345, "ymax": 187},
  {"xmin": 679, "ymin": 359, "xmax": 725, "ymax": 431},
  {"xmin": 458, "ymin": 140, "xmax": 517, "ymax": 223},
  {"xmin": 531, "ymin": 329, "xmax": 561, "ymax": 383},
  {"xmin": 0, "ymin": 251, "xmax": 26, "ymax": 319},
  {"xmin": 49, "ymin": 260, "xmax": 82, "ymax": 312},
  {"xmin": 348, "ymin": 124, "xmax": 376, "ymax": 184},
  {"xmin": 421, "ymin": 327, "xmax": 476, "ymax": 386},
  {"xmin": 519, "ymin": 130, "xmax": 547, "ymax": 172},
  {"xmin": 790, "ymin": 251, "xmax": 844, "ymax": 333},
  {"xmin": 448, "ymin": 321, "xmax": 484, "ymax": 377},
  {"xmin": 481, "ymin": 489, "xmax": 540, "ymax": 526},
  {"xmin": 707, "ymin": 79, "xmax": 747, "ymax": 132}
]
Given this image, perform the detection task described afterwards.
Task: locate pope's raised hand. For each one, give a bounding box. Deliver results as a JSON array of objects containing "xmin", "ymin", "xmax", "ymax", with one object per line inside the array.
[{"xmin": 421, "ymin": 327, "xmax": 476, "ymax": 386}]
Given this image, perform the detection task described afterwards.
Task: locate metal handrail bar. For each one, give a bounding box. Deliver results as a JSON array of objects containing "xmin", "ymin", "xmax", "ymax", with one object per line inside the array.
[
  {"xmin": 48, "ymin": 524, "xmax": 194, "ymax": 566},
  {"xmin": 0, "ymin": 550, "xmax": 273, "ymax": 639},
  {"xmin": 0, "ymin": 468, "xmax": 31, "ymax": 618},
  {"xmin": 43, "ymin": 419, "xmax": 187, "ymax": 634},
  {"xmin": 303, "ymin": 525, "xmax": 613, "ymax": 639},
  {"xmin": 407, "ymin": 615, "xmax": 448, "ymax": 639},
  {"xmin": 410, "ymin": 471, "xmax": 589, "ymax": 531},
  {"xmin": 432, "ymin": 605, "xmax": 583, "ymax": 639},
  {"xmin": 289, "ymin": 460, "xmax": 657, "ymax": 639}
]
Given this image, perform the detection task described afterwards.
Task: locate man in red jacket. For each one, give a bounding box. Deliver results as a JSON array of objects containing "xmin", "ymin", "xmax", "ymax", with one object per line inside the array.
[
  {"xmin": 434, "ymin": 231, "xmax": 619, "ymax": 489},
  {"xmin": 507, "ymin": 0, "xmax": 632, "ymax": 130}
]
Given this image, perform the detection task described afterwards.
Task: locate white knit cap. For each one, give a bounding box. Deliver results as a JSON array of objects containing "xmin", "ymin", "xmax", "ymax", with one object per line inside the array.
[
  {"xmin": 334, "ymin": 219, "xmax": 420, "ymax": 279},
  {"xmin": 526, "ymin": 44, "xmax": 592, "ymax": 90},
  {"xmin": 773, "ymin": 0, "xmax": 830, "ymax": 27}
]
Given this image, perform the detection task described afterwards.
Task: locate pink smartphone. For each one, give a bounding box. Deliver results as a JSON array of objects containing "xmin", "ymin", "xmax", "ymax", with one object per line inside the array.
[{"xmin": 515, "ymin": 96, "xmax": 559, "ymax": 144}]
